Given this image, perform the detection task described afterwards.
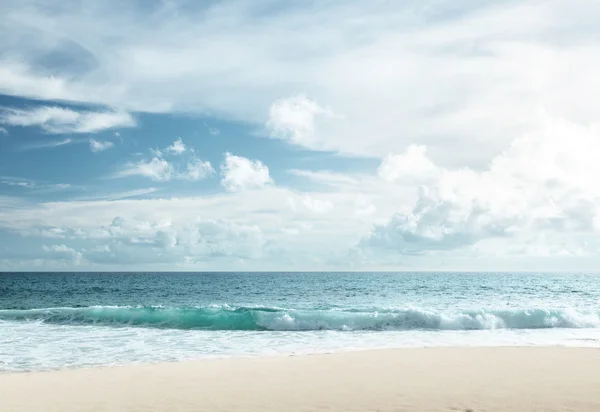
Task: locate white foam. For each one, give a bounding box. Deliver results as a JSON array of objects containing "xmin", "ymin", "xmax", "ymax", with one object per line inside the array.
[{"xmin": 1, "ymin": 321, "xmax": 599, "ymax": 372}]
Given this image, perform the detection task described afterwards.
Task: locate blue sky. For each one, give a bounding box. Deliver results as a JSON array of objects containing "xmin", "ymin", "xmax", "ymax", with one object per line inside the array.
[{"xmin": 1, "ymin": 0, "xmax": 600, "ymax": 271}]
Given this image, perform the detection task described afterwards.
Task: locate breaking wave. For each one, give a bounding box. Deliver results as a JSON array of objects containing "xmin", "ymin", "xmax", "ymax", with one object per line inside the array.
[{"xmin": 1, "ymin": 305, "xmax": 599, "ymax": 331}]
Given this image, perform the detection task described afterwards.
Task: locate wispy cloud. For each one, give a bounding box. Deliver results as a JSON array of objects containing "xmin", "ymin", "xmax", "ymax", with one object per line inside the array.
[
  {"xmin": 89, "ymin": 139, "xmax": 114, "ymax": 152},
  {"xmin": 289, "ymin": 169, "xmax": 360, "ymax": 186},
  {"xmin": 182, "ymin": 158, "xmax": 214, "ymax": 181},
  {"xmin": 0, "ymin": 126, "xmax": 7, "ymax": 135},
  {"xmin": 204, "ymin": 123, "xmax": 220, "ymax": 136},
  {"xmin": 21, "ymin": 135, "xmax": 119, "ymax": 151},
  {"xmin": 76, "ymin": 188, "xmax": 160, "ymax": 201},
  {"xmin": 0, "ymin": 176, "xmax": 36, "ymax": 188},
  {"xmin": 30, "ymin": 183, "xmax": 75, "ymax": 195},
  {"xmin": 116, "ymin": 157, "xmax": 174, "ymax": 182},
  {"xmin": 1, "ymin": 0, "xmax": 592, "ymax": 164},
  {"xmin": 0, "ymin": 176, "xmax": 73, "ymax": 192},
  {"xmin": 0, "ymin": 106, "xmax": 135, "ymax": 134},
  {"xmin": 21, "ymin": 138, "xmax": 74, "ymax": 150}
]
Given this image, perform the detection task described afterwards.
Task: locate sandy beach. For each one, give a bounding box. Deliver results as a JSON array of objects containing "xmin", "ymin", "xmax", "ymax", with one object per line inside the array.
[{"xmin": 1, "ymin": 347, "xmax": 600, "ymax": 412}]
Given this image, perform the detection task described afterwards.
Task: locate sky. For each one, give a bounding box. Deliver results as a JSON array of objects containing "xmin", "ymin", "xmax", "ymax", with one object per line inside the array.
[{"xmin": 1, "ymin": 0, "xmax": 600, "ymax": 271}]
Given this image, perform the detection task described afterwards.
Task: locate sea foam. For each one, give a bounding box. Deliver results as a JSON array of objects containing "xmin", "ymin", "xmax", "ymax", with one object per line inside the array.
[{"xmin": 1, "ymin": 305, "xmax": 599, "ymax": 331}]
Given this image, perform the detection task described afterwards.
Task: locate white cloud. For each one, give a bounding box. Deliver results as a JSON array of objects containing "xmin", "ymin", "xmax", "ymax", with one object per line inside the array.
[
  {"xmin": 1, "ymin": 176, "xmax": 36, "ymax": 188},
  {"xmin": 355, "ymin": 196, "xmax": 376, "ymax": 216},
  {"xmin": 363, "ymin": 115, "xmax": 600, "ymax": 254},
  {"xmin": 22, "ymin": 138, "xmax": 73, "ymax": 150},
  {"xmin": 3, "ymin": 1, "xmax": 600, "ymax": 269},
  {"xmin": 289, "ymin": 169, "xmax": 360, "ymax": 187},
  {"xmin": 287, "ymin": 197, "xmax": 297, "ymax": 212},
  {"xmin": 89, "ymin": 139, "xmax": 114, "ymax": 152},
  {"xmin": 42, "ymin": 244, "xmax": 82, "ymax": 264},
  {"xmin": 166, "ymin": 138, "xmax": 186, "ymax": 154},
  {"xmin": 0, "ymin": 185, "xmax": 376, "ymax": 269},
  {"xmin": 117, "ymin": 157, "xmax": 173, "ymax": 182},
  {"xmin": 182, "ymin": 158, "xmax": 215, "ymax": 181},
  {"xmin": 36, "ymin": 217, "xmax": 267, "ymax": 266},
  {"xmin": 378, "ymin": 145, "xmax": 439, "ymax": 182},
  {"xmin": 7, "ymin": 111, "xmax": 599, "ymax": 268},
  {"xmin": 220, "ymin": 152, "xmax": 273, "ymax": 191},
  {"xmin": 0, "ymin": 126, "xmax": 7, "ymax": 135},
  {"xmin": 0, "ymin": 106, "xmax": 135, "ymax": 134},
  {"xmin": 1, "ymin": 1, "xmax": 598, "ymax": 165},
  {"xmin": 115, "ymin": 145, "xmax": 213, "ymax": 182},
  {"xmin": 5, "ymin": 130, "xmax": 600, "ymax": 270},
  {"xmin": 150, "ymin": 148, "xmax": 164, "ymax": 157},
  {"xmin": 302, "ymin": 195, "xmax": 333, "ymax": 213},
  {"xmin": 0, "ymin": 176, "xmax": 73, "ymax": 194},
  {"xmin": 266, "ymin": 95, "xmax": 335, "ymax": 147},
  {"xmin": 76, "ymin": 188, "xmax": 159, "ymax": 201}
]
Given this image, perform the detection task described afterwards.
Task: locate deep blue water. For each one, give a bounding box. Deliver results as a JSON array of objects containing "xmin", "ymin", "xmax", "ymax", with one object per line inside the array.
[{"xmin": 4, "ymin": 272, "xmax": 600, "ymax": 310}]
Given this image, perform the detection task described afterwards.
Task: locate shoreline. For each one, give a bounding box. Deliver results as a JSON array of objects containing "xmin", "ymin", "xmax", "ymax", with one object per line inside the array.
[
  {"xmin": 2, "ymin": 346, "xmax": 600, "ymax": 411},
  {"xmin": 4, "ymin": 341, "xmax": 600, "ymax": 375}
]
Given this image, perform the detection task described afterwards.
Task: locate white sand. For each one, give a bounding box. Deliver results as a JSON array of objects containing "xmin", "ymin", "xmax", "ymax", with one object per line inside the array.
[{"xmin": 2, "ymin": 347, "xmax": 600, "ymax": 411}]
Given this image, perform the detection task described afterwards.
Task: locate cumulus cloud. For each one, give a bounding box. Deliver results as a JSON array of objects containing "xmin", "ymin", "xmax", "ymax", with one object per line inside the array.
[
  {"xmin": 3, "ymin": 0, "xmax": 600, "ymax": 270},
  {"xmin": 89, "ymin": 139, "xmax": 114, "ymax": 152},
  {"xmin": 266, "ymin": 95, "xmax": 335, "ymax": 147},
  {"xmin": 0, "ymin": 106, "xmax": 135, "ymax": 134},
  {"xmin": 6, "ymin": 108, "xmax": 600, "ymax": 268},
  {"xmin": 361, "ymin": 192, "xmax": 503, "ymax": 254},
  {"xmin": 220, "ymin": 152, "xmax": 273, "ymax": 191},
  {"xmin": 42, "ymin": 244, "xmax": 82, "ymax": 264},
  {"xmin": 55, "ymin": 216, "xmax": 268, "ymax": 266},
  {"xmin": 363, "ymin": 115, "xmax": 600, "ymax": 254},
  {"xmin": 116, "ymin": 156, "xmax": 213, "ymax": 182},
  {"xmin": 378, "ymin": 145, "xmax": 439, "ymax": 182},
  {"xmin": 0, "ymin": 183, "xmax": 379, "ymax": 270},
  {"xmin": 166, "ymin": 137, "xmax": 186, "ymax": 154},
  {"xmin": 355, "ymin": 196, "xmax": 376, "ymax": 216},
  {"xmin": 115, "ymin": 138, "xmax": 213, "ymax": 182}
]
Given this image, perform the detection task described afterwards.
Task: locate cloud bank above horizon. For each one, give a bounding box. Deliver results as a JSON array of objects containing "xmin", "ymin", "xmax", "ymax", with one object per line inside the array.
[{"xmin": 1, "ymin": 0, "xmax": 600, "ymax": 271}]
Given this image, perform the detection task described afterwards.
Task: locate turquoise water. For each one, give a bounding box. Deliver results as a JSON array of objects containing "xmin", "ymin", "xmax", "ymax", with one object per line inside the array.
[{"xmin": 2, "ymin": 272, "xmax": 600, "ymax": 371}]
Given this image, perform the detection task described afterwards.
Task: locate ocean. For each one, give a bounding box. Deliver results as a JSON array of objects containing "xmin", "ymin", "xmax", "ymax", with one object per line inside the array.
[{"xmin": 1, "ymin": 272, "xmax": 600, "ymax": 372}]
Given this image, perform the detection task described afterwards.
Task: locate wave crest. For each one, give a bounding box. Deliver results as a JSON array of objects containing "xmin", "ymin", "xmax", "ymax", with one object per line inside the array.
[{"xmin": 0, "ymin": 306, "xmax": 598, "ymax": 331}]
